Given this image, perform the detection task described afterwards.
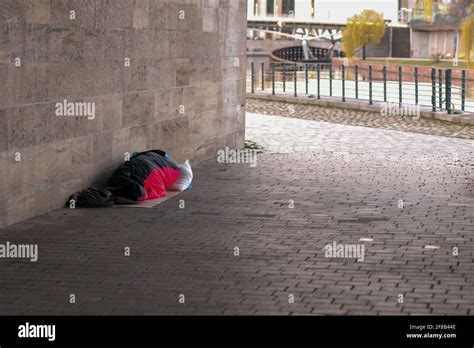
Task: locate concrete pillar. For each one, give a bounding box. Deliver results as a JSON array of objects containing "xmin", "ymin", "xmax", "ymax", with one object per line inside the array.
[
  {"xmin": 256, "ymin": 0, "xmax": 267, "ymax": 17},
  {"xmin": 248, "ymin": 0, "xmax": 255, "ymax": 18},
  {"xmin": 275, "ymin": 0, "xmax": 282, "ymax": 17}
]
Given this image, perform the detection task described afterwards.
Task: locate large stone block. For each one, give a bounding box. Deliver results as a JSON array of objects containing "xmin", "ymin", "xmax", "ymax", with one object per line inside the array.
[
  {"xmin": 155, "ymin": 86, "xmax": 195, "ymax": 122},
  {"xmin": 99, "ymin": 94, "xmax": 123, "ymax": 131},
  {"xmin": 51, "ymin": 139, "xmax": 78, "ymax": 183},
  {"xmin": 0, "ymin": 152, "xmax": 7, "ymax": 198},
  {"xmin": 6, "ymin": 103, "xmax": 56, "ymax": 149},
  {"xmin": 149, "ymin": 2, "xmax": 179, "ymax": 31},
  {"xmin": 95, "ymin": 0, "xmax": 134, "ymax": 29},
  {"xmin": 0, "ymin": 109, "xmax": 7, "ymax": 151},
  {"xmin": 0, "ymin": 65, "xmax": 7, "ymax": 107},
  {"xmin": 71, "ymin": 135, "xmax": 93, "ymax": 178},
  {"xmin": 188, "ymin": 110, "xmax": 219, "ymax": 145},
  {"xmin": 51, "ymin": 0, "xmax": 96, "ymax": 28},
  {"xmin": 7, "ymin": 63, "xmax": 49, "ymax": 106},
  {"xmin": 111, "ymin": 128, "xmax": 130, "ymax": 163},
  {"xmin": 152, "ymin": 31, "xmax": 171, "ymax": 59},
  {"xmin": 35, "ymin": 183, "xmax": 61, "ymax": 216},
  {"xmin": 92, "ymin": 131, "xmax": 113, "ymax": 171},
  {"xmin": 158, "ymin": 117, "xmax": 189, "ymax": 150},
  {"xmin": 122, "ymin": 92, "xmax": 154, "ymax": 128},
  {"xmin": 103, "ymin": 29, "xmax": 125, "ymax": 61},
  {"xmin": 4, "ymin": 149, "xmax": 24, "ymax": 196},
  {"xmin": 122, "ymin": 58, "xmax": 176, "ymax": 92},
  {"xmin": 175, "ymin": 58, "xmax": 192, "ymax": 87},
  {"xmin": 220, "ymin": 55, "xmax": 246, "ymax": 81},
  {"xmin": 0, "ymin": 197, "xmax": 5, "ymax": 228},
  {"xmin": 202, "ymin": 6, "xmax": 218, "ymax": 32},
  {"xmin": 25, "ymin": 0, "xmax": 51, "ymax": 24},
  {"xmin": 195, "ymin": 83, "xmax": 222, "ymax": 113},
  {"xmin": 7, "ymin": 191, "xmax": 37, "ymax": 225},
  {"xmin": 177, "ymin": 4, "xmax": 202, "ymax": 32},
  {"xmin": 218, "ymin": 106, "xmax": 245, "ymax": 136},
  {"xmin": 123, "ymin": 29, "xmax": 153, "ymax": 60},
  {"xmin": 21, "ymin": 143, "xmax": 60, "ymax": 191},
  {"xmin": 0, "ymin": 1, "xmax": 26, "ymax": 25},
  {"xmin": 46, "ymin": 62, "xmax": 84, "ymax": 100},
  {"xmin": 132, "ymin": 0, "xmax": 149, "ymax": 29},
  {"xmin": 10, "ymin": 24, "xmax": 50, "ymax": 64},
  {"xmin": 58, "ymin": 28, "xmax": 85, "ymax": 63},
  {"xmin": 129, "ymin": 125, "xmax": 149, "ymax": 153}
]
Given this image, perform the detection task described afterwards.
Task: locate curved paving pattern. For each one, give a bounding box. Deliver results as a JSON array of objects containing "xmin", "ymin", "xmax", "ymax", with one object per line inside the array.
[{"xmin": 0, "ymin": 112, "xmax": 472, "ymax": 315}]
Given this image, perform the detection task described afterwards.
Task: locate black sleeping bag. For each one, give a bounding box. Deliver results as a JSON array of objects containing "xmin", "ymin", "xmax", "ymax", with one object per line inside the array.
[{"xmin": 106, "ymin": 150, "xmax": 181, "ymax": 202}]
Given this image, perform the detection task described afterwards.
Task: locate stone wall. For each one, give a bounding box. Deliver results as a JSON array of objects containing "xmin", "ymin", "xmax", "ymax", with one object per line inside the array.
[{"xmin": 0, "ymin": 0, "xmax": 247, "ymax": 227}]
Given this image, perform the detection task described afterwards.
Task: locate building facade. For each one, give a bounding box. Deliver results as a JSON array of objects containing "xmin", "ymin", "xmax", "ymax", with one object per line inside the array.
[
  {"xmin": 400, "ymin": 0, "xmax": 471, "ymax": 58},
  {"xmin": 248, "ymin": 0, "xmax": 400, "ymax": 24}
]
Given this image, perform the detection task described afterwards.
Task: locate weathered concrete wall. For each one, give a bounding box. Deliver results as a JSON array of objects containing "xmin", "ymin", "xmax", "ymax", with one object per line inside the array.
[
  {"xmin": 363, "ymin": 27, "xmax": 411, "ymax": 59},
  {"xmin": 0, "ymin": 0, "xmax": 247, "ymax": 227},
  {"xmin": 411, "ymin": 29, "xmax": 457, "ymax": 59}
]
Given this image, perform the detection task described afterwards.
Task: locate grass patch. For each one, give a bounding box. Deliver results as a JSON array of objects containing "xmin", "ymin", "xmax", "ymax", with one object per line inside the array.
[{"xmin": 362, "ymin": 58, "xmax": 473, "ymax": 70}]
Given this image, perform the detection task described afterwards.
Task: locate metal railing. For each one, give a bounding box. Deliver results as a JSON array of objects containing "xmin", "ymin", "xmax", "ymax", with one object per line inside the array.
[{"xmin": 247, "ymin": 62, "xmax": 474, "ymax": 114}]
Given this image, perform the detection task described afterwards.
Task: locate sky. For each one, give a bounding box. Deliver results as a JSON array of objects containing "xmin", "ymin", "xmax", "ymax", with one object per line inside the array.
[{"xmin": 313, "ymin": 0, "xmax": 399, "ymax": 23}]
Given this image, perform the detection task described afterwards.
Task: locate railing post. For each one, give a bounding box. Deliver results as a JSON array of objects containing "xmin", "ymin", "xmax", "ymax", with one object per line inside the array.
[
  {"xmin": 355, "ymin": 65, "xmax": 359, "ymax": 99},
  {"xmin": 305, "ymin": 64, "xmax": 309, "ymax": 94},
  {"xmin": 317, "ymin": 64, "xmax": 321, "ymax": 99},
  {"xmin": 383, "ymin": 65, "xmax": 387, "ymax": 103},
  {"xmin": 431, "ymin": 68, "xmax": 436, "ymax": 111},
  {"xmin": 271, "ymin": 63, "xmax": 275, "ymax": 95},
  {"xmin": 342, "ymin": 64, "xmax": 346, "ymax": 102},
  {"xmin": 414, "ymin": 67, "xmax": 419, "ymax": 105},
  {"xmin": 294, "ymin": 63, "xmax": 297, "ymax": 97},
  {"xmin": 251, "ymin": 62, "xmax": 255, "ymax": 94},
  {"xmin": 438, "ymin": 68, "xmax": 443, "ymax": 110},
  {"xmin": 398, "ymin": 66, "xmax": 402, "ymax": 106},
  {"xmin": 369, "ymin": 65, "xmax": 373, "ymax": 105},
  {"xmin": 329, "ymin": 64, "xmax": 333, "ymax": 97},
  {"xmin": 261, "ymin": 62, "xmax": 265, "ymax": 91},
  {"xmin": 446, "ymin": 69, "xmax": 452, "ymax": 114},
  {"xmin": 283, "ymin": 65, "xmax": 286, "ymax": 93},
  {"xmin": 461, "ymin": 70, "xmax": 466, "ymax": 112}
]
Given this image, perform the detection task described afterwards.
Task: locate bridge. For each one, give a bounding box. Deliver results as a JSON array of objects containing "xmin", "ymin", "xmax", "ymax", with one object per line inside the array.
[
  {"xmin": 248, "ymin": 18, "xmax": 345, "ymax": 38},
  {"xmin": 248, "ymin": 19, "xmax": 345, "ymax": 63}
]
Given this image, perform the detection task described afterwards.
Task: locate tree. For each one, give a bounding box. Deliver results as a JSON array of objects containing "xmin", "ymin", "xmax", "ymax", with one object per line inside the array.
[
  {"xmin": 343, "ymin": 10, "xmax": 386, "ymax": 60},
  {"xmin": 460, "ymin": 13, "xmax": 473, "ymax": 68},
  {"xmin": 448, "ymin": 0, "xmax": 472, "ymax": 21},
  {"xmin": 413, "ymin": 0, "xmax": 433, "ymax": 21},
  {"xmin": 423, "ymin": 0, "xmax": 433, "ymax": 22}
]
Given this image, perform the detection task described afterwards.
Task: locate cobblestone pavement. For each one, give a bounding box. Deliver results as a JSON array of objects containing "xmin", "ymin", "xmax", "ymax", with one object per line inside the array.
[
  {"xmin": 247, "ymin": 98, "xmax": 474, "ymax": 140},
  {"xmin": 0, "ymin": 112, "xmax": 473, "ymax": 315}
]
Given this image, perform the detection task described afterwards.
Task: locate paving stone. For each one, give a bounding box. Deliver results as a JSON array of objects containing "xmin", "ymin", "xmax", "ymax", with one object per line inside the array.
[{"xmin": 0, "ymin": 111, "xmax": 472, "ymax": 315}]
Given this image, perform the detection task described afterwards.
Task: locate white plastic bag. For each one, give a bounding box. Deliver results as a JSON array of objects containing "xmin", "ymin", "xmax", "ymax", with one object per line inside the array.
[{"xmin": 170, "ymin": 160, "xmax": 193, "ymax": 191}]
